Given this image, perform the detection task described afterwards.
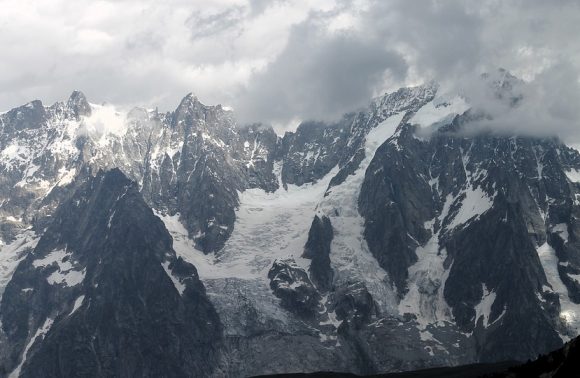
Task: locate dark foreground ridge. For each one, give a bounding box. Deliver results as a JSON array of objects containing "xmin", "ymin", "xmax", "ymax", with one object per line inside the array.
[
  {"xmin": 251, "ymin": 361, "xmax": 517, "ymax": 378},
  {"xmin": 256, "ymin": 333, "xmax": 580, "ymax": 378},
  {"xmin": 493, "ymin": 334, "xmax": 580, "ymax": 377}
]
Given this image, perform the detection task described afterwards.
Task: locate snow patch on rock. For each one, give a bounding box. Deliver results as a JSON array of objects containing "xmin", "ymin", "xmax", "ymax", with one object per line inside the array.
[
  {"xmin": 161, "ymin": 261, "xmax": 186, "ymax": 295},
  {"xmin": 473, "ymin": 284, "xmax": 501, "ymax": 328},
  {"xmin": 318, "ymin": 112, "xmax": 405, "ymax": 314},
  {"xmin": 0, "ymin": 231, "xmax": 39, "ymax": 300},
  {"xmin": 32, "ymin": 249, "xmax": 85, "ymax": 287},
  {"xmin": 445, "ymin": 185, "xmax": 494, "ymax": 231},
  {"xmin": 552, "ymin": 223, "xmax": 569, "ymax": 243},
  {"xmin": 69, "ymin": 295, "xmax": 85, "ymax": 316},
  {"xmin": 398, "ymin": 223, "xmax": 453, "ymax": 328},
  {"xmin": 565, "ymin": 169, "xmax": 580, "ymax": 183},
  {"xmin": 536, "ymin": 242, "xmax": 580, "ymax": 339},
  {"xmin": 8, "ymin": 317, "xmax": 54, "ymax": 378},
  {"xmin": 410, "ymin": 95, "xmax": 468, "ymax": 129}
]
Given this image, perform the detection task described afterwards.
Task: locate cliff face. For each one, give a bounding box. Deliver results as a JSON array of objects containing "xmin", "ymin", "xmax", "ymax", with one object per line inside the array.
[{"xmin": 0, "ymin": 169, "xmax": 222, "ymax": 377}]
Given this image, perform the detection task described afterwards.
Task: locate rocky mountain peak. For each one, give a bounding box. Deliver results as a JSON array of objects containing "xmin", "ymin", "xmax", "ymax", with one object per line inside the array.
[
  {"xmin": 371, "ymin": 82, "xmax": 438, "ymax": 119},
  {"xmin": 0, "ymin": 168, "xmax": 222, "ymax": 377},
  {"xmin": 171, "ymin": 92, "xmax": 229, "ymax": 133},
  {"xmin": 66, "ymin": 90, "xmax": 91, "ymax": 119},
  {"xmin": 479, "ymin": 68, "xmax": 525, "ymax": 105},
  {"xmin": 0, "ymin": 99, "xmax": 47, "ymax": 133},
  {"xmin": 175, "ymin": 92, "xmax": 202, "ymax": 112}
]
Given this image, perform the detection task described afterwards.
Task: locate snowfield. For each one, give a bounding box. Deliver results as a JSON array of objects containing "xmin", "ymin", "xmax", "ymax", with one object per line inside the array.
[
  {"xmin": 157, "ymin": 164, "xmax": 339, "ymax": 335},
  {"xmin": 156, "ymin": 107, "xmax": 500, "ymax": 339},
  {"xmin": 318, "ymin": 112, "xmax": 405, "ymax": 314},
  {"xmin": 159, "ymin": 163, "xmax": 336, "ymax": 283},
  {"xmin": 536, "ymin": 242, "xmax": 580, "ymax": 339},
  {"xmin": 410, "ymin": 94, "xmax": 469, "ymax": 129},
  {"xmin": 0, "ymin": 231, "xmax": 39, "ymax": 300},
  {"xmin": 154, "ymin": 111, "xmax": 413, "ymax": 337}
]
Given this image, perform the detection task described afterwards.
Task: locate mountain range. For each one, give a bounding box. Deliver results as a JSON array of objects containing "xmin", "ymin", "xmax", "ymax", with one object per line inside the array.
[{"xmin": 0, "ymin": 70, "xmax": 579, "ymax": 377}]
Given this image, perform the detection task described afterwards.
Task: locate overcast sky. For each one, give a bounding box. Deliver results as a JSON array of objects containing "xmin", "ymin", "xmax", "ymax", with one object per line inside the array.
[{"xmin": 1, "ymin": 0, "xmax": 580, "ymax": 135}]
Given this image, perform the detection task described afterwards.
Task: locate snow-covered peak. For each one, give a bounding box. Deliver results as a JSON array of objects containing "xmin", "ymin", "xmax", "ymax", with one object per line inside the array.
[
  {"xmin": 479, "ymin": 68, "xmax": 526, "ymax": 105},
  {"xmin": 482, "ymin": 68, "xmax": 523, "ymax": 90},
  {"xmin": 175, "ymin": 92, "xmax": 203, "ymax": 113},
  {"xmin": 370, "ymin": 82, "xmax": 439, "ymax": 119},
  {"xmin": 409, "ymin": 91, "xmax": 469, "ymax": 129}
]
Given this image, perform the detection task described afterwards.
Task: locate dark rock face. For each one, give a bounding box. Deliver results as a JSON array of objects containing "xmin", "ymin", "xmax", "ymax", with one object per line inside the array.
[
  {"xmin": 329, "ymin": 84, "xmax": 437, "ymax": 190},
  {"xmin": 303, "ymin": 215, "xmax": 334, "ymax": 291},
  {"xmin": 358, "ymin": 128, "xmax": 432, "ymax": 293},
  {"xmin": 136, "ymin": 96, "xmax": 282, "ymax": 254},
  {"xmin": 268, "ymin": 259, "xmax": 321, "ymax": 318},
  {"xmin": 277, "ymin": 84, "xmax": 436, "ymax": 191},
  {"xmin": 333, "ymin": 282, "xmax": 379, "ymax": 332},
  {"xmin": 254, "ymin": 334, "xmax": 580, "ymax": 377},
  {"xmin": 144, "ymin": 94, "xmax": 246, "ymax": 253},
  {"xmin": 359, "ymin": 112, "xmax": 580, "ymax": 362},
  {"xmin": 238, "ymin": 124, "xmax": 280, "ymax": 193},
  {"xmin": 66, "ymin": 91, "xmax": 92, "ymax": 119},
  {"xmin": 443, "ymin": 197, "xmax": 561, "ymax": 362},
  {"xmin": 280, "ymin": 121, "xmax": 349, "ymax": 187},
  {"xmin": 0, "ymin": 169, "xmax": 222, "ymax": 377},
  {"xmin": 2, "ymin": 101, "xmax": 46, "ymax": 133}
]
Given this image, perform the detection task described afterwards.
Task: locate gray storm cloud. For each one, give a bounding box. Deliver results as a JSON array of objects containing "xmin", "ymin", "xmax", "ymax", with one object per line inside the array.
[
  {"xmin": 233, "ymin": 17, "xmax": 408, "ymax": 125},
  {"xmin": 0, "ymin": 0, "xmax": 579, "ymax": 140},
  {"xmin": 459, "ymin": 63, "xmax": 580, "ymax": 143}
]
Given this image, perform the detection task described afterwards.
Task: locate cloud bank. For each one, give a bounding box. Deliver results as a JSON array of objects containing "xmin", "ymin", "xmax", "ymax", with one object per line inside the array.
[{"xmin": 0, "ymin": 0, "xmax": 579, "ymax": 138}]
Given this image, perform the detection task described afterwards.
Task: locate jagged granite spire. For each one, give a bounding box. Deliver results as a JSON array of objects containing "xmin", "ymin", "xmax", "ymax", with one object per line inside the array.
[{"xmin": 66, "ymin": 90, "xmax": 91, "ymax": 119}]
